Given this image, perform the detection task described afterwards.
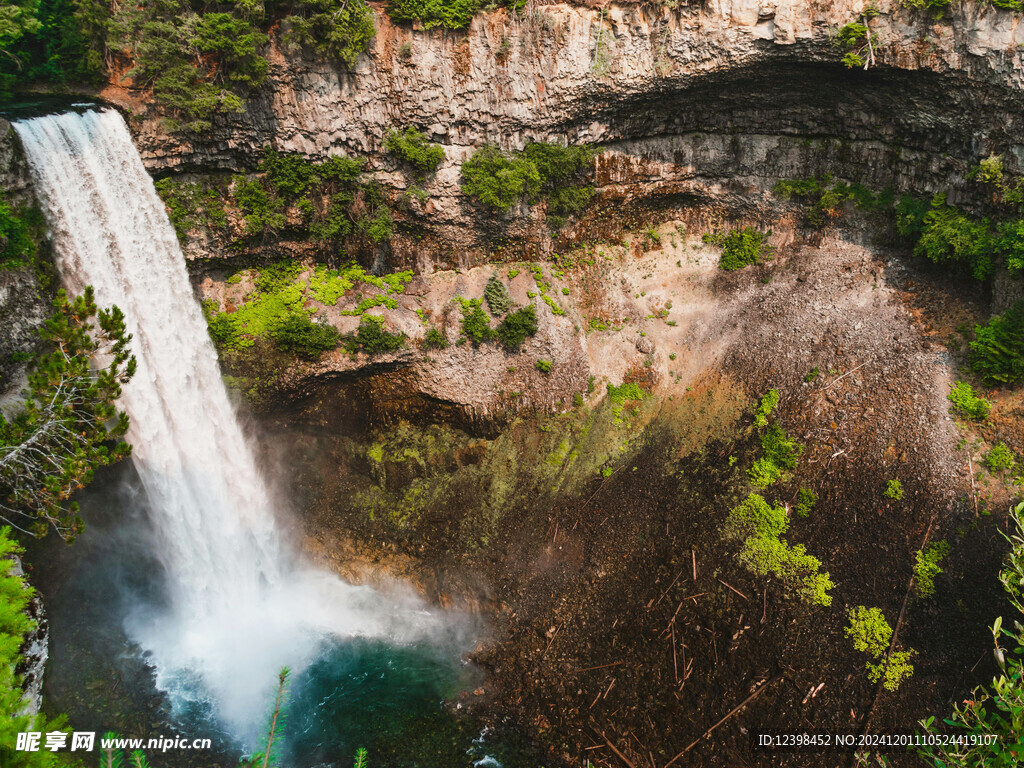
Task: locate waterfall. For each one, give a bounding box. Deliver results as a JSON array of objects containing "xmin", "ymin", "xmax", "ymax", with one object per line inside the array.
[{"xmin": 12, "ymin": 108, "xmax": 442, "ymax": 739}]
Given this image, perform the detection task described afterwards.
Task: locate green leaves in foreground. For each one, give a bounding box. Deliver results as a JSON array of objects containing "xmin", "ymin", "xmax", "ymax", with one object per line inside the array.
[{"xmin": 0, "ymin": 288, "xmax": 135, "ymax": 539}]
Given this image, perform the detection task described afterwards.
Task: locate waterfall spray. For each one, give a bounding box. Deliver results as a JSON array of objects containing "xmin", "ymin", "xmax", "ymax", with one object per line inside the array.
[{"xmin": 12, "ymin": 108, "xmax": 445, "ymax": 740}]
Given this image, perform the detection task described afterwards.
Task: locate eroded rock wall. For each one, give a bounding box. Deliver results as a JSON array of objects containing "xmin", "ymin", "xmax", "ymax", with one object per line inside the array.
[{"xmin": 100, "ymin": 2, "xmax": 1024, "ymax": 266}]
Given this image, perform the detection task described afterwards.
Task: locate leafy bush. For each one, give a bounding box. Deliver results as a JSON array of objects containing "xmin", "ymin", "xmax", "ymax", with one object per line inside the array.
[
  {"xmin": 914, "ymin": 195, "xmax": 994, "ymax": 280},
  {"xmin": 461, "ymin": 142, "xmax": 596, "ymax": 225},
  {"xmin": 748, "ymin": 423, "xmax": 802, "ymax": 489},
  {"xmin": 774, "ymin": 176, "xmax": 881, "ymax": 228},
  {"xmin": 385, "ymin": 127, "xmax": 445, "ymax": 177},
  {"xmin": 273, "ymin": 313, "xmax": 340, "ymax": 358},
  {"xmin": 0, "ymin": 195, "xmax": 35, "ymax": 270},
  {"xmin": 845, "ymin": 606, "xmax": 893, "ymax": 657},
  {"xmin": 385, "ymin": 0, "xmax": 483, "ymax": 29},
  {"xmin": 281, "ymin": 0, "xmax": 376, "ymax": 65},
  {"xmin": 985, "ymin": 442, "xmax": 1017, "ymax": 474},
  {"xmin": 914, "ymin": 541, "xmax": 950, "ymax": 599},
  {"xmin": 971, "ymin": 300, "xmax": 1024, "ymax": 386},
  {"xmin": 796, "ymin": 488, "xmax": 817, "ymax": 518},
  {"xmin": 994, "ymin": 219, "xmax": 1024, "ymax": 275},
  {"xmin": 232, "ymin": 177, "xmax": 286, "ymax": 236},
  {"xmin": 484, "ymin": 274, "xmax": 513, "ymax": 316},
  {"xmin": 154, "ymin": 177, "xmax": 228, "ymax": 241},
  {"xmin": 895, "ymin": 194, "xmax": 930, "ymax": 241},
  {"xmin": 496, "ymin": 304, "xmax": 538, "ymax": 351},
  {"xmin": 535, "ymin": 359, "xmax": 552, "ymax": 373},
  {"xmin": 884, "ymin": 479, "xmax": 904, "ymax": 501},
  {"xmin": 345, "ymin": 315, "xmax": 406, "ymax": 355},
  {"xmin": 423, "ymin": 327, "xmax": 448, "ymax": 349},
  {"xmin": 723, "ymin": 493, "xmax": 834, "ymax": 606},
  {"xmin": 0, "ymin": 528, "xmax": 73, "ymax": 767},
  {"xmin": 845, "ymin": 605, "xmax": 914, "ymax": 692},
  {"xmin": 607, "ymin": 382, "xmax": 647, "ymax": 404},
  {"xmin": 459, "ymin": 299, "xmax": 495, "ymax": 345},
  {"xmin": 703, "ymin": 228, "xmax": 774, "ymax": 271},
  {"xmin": 947, "ymin": 380, "xmax": 991, "ymax": 420},
  {"xmin": 461, "ymin": 145, "xmax": 541, "ymax": 210}
]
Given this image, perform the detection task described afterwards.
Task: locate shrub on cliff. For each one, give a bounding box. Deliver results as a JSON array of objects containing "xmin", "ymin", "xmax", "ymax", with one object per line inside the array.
[
  {"xmin": 345, "ymin": 315, "xmax": 406, "ymax": 355},
  {"xmin": 281, "ymin": 0, "xmax": 376, "ymax": 65},
  {"xmin": 459, "ymin": 298, "xmax": 495, "ymax": 345},
  {"xmin": 970, "ymin": 300, "xmax": 1024, "ymax": 386},
  {"xmin": 461, "ymin": 142, "xmax": 597, "ymax": 226},
  {"xmin": 484, "ymin": 274, "xmax": 513, "ymax": 316},
  {"xmin": 273, "ymin": 313, "xmax": 340, "ymax": 358},
  {"xmin": 385, "ymin": 127, "xmax": 445, "ymax": 177},
  {"xmin": 704, "ymin": 227, "xmax": 774, "ymax": 271},
  {"xmin": 914, "ymin": 195, "xmax": 994, "ymax": 280},
  {"xmin": 496, "ymin": 304, "xmax": 538, "ymax": 351},
  {"xmin": 385, "ymin": 0, "xmax": 484, "ymax": 29},
  {"xmin": 0, "ymin": 195, "xmax": 35, "ymax": 271}
]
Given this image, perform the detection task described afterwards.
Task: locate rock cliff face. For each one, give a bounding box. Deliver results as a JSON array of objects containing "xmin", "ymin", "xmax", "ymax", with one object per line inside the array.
[{"xmin": 104, "ymin": 0, "xmax": 1024, "ymax": 266}]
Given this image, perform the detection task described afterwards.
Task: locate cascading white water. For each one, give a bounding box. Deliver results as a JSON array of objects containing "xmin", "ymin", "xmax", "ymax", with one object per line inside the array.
[{"xmin": 13, "ymin": 108, "xmax": 444, "ymax": 739}]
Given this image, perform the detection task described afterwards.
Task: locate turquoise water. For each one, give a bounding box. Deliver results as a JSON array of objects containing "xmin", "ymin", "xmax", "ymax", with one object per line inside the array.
[{"xmin": 26, "ymin": 465, "xmax": 541, "ymax": 768}]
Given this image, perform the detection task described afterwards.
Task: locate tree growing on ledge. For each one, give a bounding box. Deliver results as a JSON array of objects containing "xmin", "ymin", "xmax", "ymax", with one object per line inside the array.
[{"xmin": 0, "ymin": 287, "xmax": 135, "ymax": 540}]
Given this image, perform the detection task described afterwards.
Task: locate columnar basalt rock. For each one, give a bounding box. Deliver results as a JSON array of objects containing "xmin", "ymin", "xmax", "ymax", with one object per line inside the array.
[{"xmin": 88, "ymin": 1, "xmax": 1024, "ymax": 266}]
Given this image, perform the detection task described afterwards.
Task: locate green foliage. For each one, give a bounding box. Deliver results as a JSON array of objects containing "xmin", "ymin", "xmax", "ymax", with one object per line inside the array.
[
  {"xmin": 895, "ymin": 194, "xmax": 930, "ymax": 241},
  {"xmin": 423, "ymin": 327, "xmax": 448, "ymax": 350},
  {"xmin": 385, "ymin": 127, "xmax": 445, "ymax": 177},
  {"xmin": 495, "ymin": 304, "xmax": 538, "ymax": 351},
  {"xmin": 994, "ymin": 219, "xmax": 1024, "ymax": 276},
  {"xmin": 484, "ymin": 274, "xmax": 513, "ymax": 316},
  {"xmin": 154, "ymin": 177, "xmax": 228, "ymax": 241},
  {"xmin": 0, "ymin": 288, "xmax": 135, "ymax": 539},
  {"xmin": 353, "ymin": 748, "xmax": 368, "ymax": 768},
  {"xmin": 703, "ymin": 228, "xmax": 773, "ymax": 271},
  {"xmin": 0, "ymin": 0, "xmax": 104, "ymax": 100},
  {"xmin": 0, "ymin": 194, "xmax": 35, "ymax": 270},
  {"xmin": 796, "ymin": 487, "xmax": 817, "ymax": 518},
  {"xmin": 753, "ymin": 388, "xmax": 780, "ymax": 428},
  {"xmin": 607, "ymin": 382, "xmax": 647, "ymax": 405},
  {"xmin": 535, "ymin": 358, "xmax": 552, "ymax": 373},
  {"xmin": 971, "ymin": 300, "xmax": 1024, "ymax": 386},
  {"xmin": 385, "ymin": 0, "xmax": 483, "ymax": 28},
  {"xmin": 461, "ymin": 145, "xmax": 541, "ymax": 210},
  {"xmin": 917, "ymin": 502, "xmax": 1024, "ymax": 767},
  {"xmin": 845, "ymin": 606, "xmax": 893, "ymax": 657},
  {"xmin": 747, "ymin": 458, "xmax": 782, "ymax": 489},
  {"xmin": 914, "ymin": 195, "xmax": 994, "ymax": 280},
  {"xmin": 884, "ymin": 478, "xmax": 904, "ymax": 501},
  {"xmin": 232, "ymin": 176, "xmax": 286, "ymax": 236},
  {"xmin": 747, "ymin": 424, "xmax": 801, "ymax": 489},
  {"xmin": 985, "ymin": 442, "xmax": 1017, "ymax": 474},
  {"xmin": 0, "ymin": 528, "xmax": 69, "ymax": 768},
  {"xmin": 774, "ymin": 176, "xmax": 881, "ymax": 228},
  {"xmin": 914, "ymin": 540, "xmax": 950, "ymax": 599},
  {"xmin": 273, "ymin": 313, "xmax": 340, "ymax": 359},
  {"xmin": 846, "ymin": 605, "xmax": 914, "ymax": 691},
  {"xmin": 459, "ymin": 298, "xmax": 495, "ymax": 345},
  {"xmin": 900, "ymin": 0, "xmax": 953, "ymax": 11},
  {"xmin": 869, "ymin": 649, "xmax": 916, "ymax": 692},
  {"xmin": 281, "ymin": 0, "xmax": 376, "ymax": 64},
  {"xmin": 345, "ymin": 315, "xmax": 406, "ymax": 355},
  {"xmin": 947, "ymin": 380, "xmax": 991, "ymax": 420},
  {"xmin": 461, "ymin": 142, "xmax": 597, "ymax": 226},
  {"xmin": 723, "ymin": 493, "xmax": 834, "ymax": 606}
]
